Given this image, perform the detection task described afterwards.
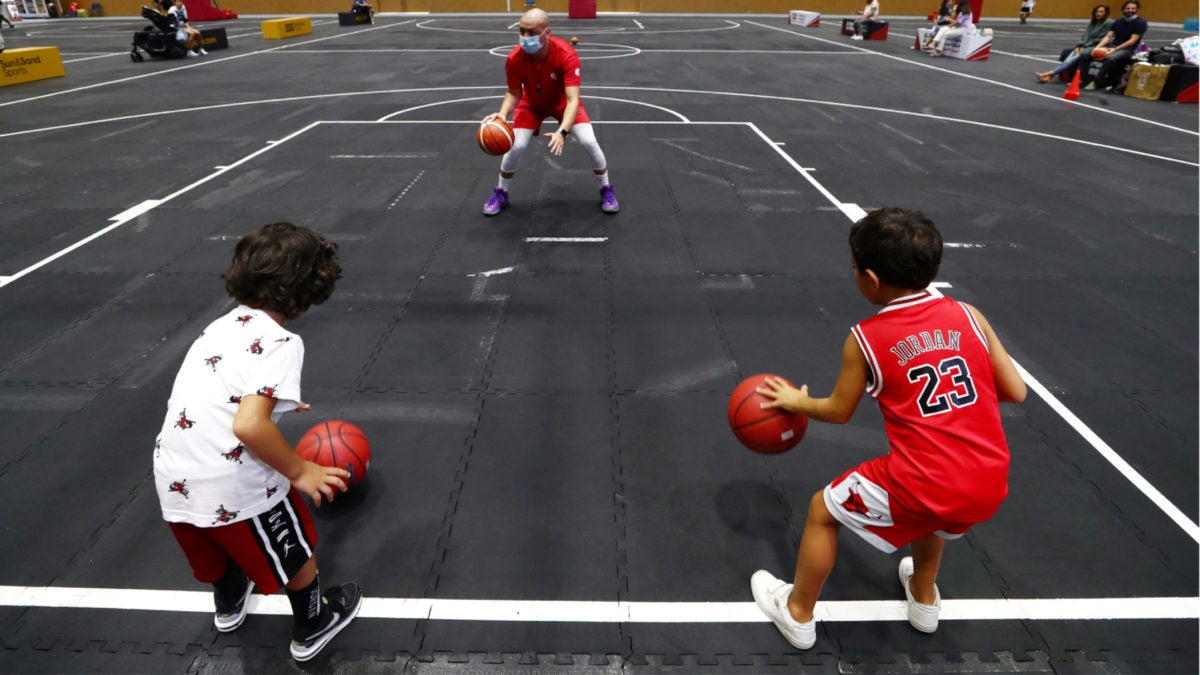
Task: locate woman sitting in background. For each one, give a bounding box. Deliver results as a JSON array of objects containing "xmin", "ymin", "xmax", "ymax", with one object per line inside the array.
[
  {"xmin": 931, "ymin": 1, "xmax": 973, "ymax": 57},
  {"xmin": 921, "ymin": 0, "xmax": 954, "ymax": 51},
  {"xmin": 1036, "ymin": 5, "xmax": 1112, "ymax": 83}
]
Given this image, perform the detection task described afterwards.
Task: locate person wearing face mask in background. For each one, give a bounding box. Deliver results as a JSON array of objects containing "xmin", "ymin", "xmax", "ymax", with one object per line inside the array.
[
  {"xmin": 480, "ymin": 8, "xmax": 619, "ymax": 216},
  {"xmin": 1075, "ymin": 0, "xmax": 1148, "ymax": 92},
  {"xmin": 1035, "ymin": 5, "xmax": 1112, "ymax": 84}
]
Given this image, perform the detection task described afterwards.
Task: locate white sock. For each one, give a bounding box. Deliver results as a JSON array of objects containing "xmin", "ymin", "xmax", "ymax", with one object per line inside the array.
[
  {"xmin": 595, "ymin": 171, "xmax": 609, "ymax": 187},
  {"xmin": 498, "ymin": 176, "xmax": 512, "ymax": 191}
]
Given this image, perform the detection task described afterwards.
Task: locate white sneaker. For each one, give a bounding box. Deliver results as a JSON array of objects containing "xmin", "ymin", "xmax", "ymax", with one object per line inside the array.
[
  {"xmin": 851, "ymin": 34, "xmax": 863, "ymax": 40},
  {"xmin": 198, "ymin": 48, "xmax": 208, "ymax": 55},
  {"xmin": 898, "ymin": 556, "xmax": 940, "ymax": 633},
  {"xmin": 186, "ymin": 51, "xmax": 198, "ymax": 58},
  {"xmin": 750, "ymin": 570, "xmax": 816, "ymax": 649}
]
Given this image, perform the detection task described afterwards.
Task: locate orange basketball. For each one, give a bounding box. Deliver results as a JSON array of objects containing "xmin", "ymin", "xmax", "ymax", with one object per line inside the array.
[
  {"xmin": 727, "ymin": 374, "xmax": 809, "ymax": 454},
  {"xmin": 477, "ymin": 118, "xmax": 514, "ymax": 156},
  {"xmin": 1091, "ymin": 47, "xmax": 1112, "ymax": 60},
  {"xmin": 295, "ymin": 420, "xmax": 371, "ymax": 488}
]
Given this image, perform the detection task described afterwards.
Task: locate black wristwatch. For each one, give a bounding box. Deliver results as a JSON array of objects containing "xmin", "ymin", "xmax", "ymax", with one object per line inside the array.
[{"xmin": 557, "ymin": 128, "xmax": 570, "ymax": 136}]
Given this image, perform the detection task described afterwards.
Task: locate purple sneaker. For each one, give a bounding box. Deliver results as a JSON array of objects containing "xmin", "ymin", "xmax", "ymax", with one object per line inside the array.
[
  {"xmin": 599, "ymin": 184, "xmax": 620, "ymax": 214},
  {"xmin": 482, "ymin": 187, "xmax": 509, "ymax": 216}
]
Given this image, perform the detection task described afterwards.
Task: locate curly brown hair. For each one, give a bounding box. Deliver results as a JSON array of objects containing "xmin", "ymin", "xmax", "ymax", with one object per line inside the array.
[{"xmin": 223, "ymin": 222, "xmax": 341, "ymax": 320}]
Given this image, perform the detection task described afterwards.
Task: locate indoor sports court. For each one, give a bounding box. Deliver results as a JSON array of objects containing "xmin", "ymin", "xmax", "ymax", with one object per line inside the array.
[{"xmin": 0, "ymin": 8, "xmax": 1196, "ymax": 673}]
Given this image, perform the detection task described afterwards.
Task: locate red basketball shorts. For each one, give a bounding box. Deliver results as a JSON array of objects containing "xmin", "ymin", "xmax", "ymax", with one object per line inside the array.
[
  {"xmin": 512, "ymin": 100, "xmax": 590, "ymax": 133},
  {"xmin": 168, "ymin": 488, "xmax": 317, "ymax": 594},
  {"xmin": 822, "ymin": 465, "xmax": 978, "ymax": 553}
]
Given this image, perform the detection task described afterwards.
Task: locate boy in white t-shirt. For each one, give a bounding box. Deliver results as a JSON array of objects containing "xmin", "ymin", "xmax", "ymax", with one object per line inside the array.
[
  {"xmin": 153, "ymin": 222, "xmax": 360, "ymax": 662},
  {"xmin": 852, "ymin": 0, "xmax": 881, "ymax": 40}
]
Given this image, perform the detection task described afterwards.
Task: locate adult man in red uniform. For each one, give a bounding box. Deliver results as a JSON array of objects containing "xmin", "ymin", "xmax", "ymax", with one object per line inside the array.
[{"xmin": 481, "ymin": 8, "xmax": 618, "ymax": 216}]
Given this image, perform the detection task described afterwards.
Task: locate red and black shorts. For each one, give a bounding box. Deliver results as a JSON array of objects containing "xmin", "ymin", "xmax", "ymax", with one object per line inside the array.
[{"xmin": 168, "ymin": 488, "xmax": 317, "ymax": 595}]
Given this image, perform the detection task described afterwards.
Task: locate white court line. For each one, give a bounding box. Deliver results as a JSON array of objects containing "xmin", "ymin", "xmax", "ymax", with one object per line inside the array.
[
  {"xmin": 416, "ymin": 18, "xmax": 739, "ymax": 35},
  {"xmin": 754, "ymin": 124, "xmax": 1200, "ymax": 544},
  {"xmin": 0, "ymin": 199, "xmax": 160, "ymax": 290},
  {"xmin": 989, "ymin": 48, "xmax": 1059, "ymax": 64},
  {"xmin": 744, "ymin": 19, "xmax": 1199, "ymax": 138},
  {"xmin": 525, "ymin": 237, "xmax": 608, "ymax": 243},
  {"xmin": 4, "ymin": 85, "xmax": 1192, "ymax": 168},
  {"xmin": 0, "ymin": 586, "xmax": 1195, "ymax": 622},
  {"xmin": 0, "ymin": 122, "xmax": 320, "ymax": 289},
  {"xmin": 0, "ymin": 20, "xmax": 416, "ymax": 110},
  {"xmin": 1014, "ymin": 361, "xmax": 1200, "ymax": 542},
  {"xmin": 4, "ymin": 117, "xmax": 1195, "ymax": 614},
  {"xmin": 378, "ymin": 94, "xmax": 688, "ymax": 122},
  {"xmin": 591, "ymin": 87, "xmax": 1198, "ymax": 168}
]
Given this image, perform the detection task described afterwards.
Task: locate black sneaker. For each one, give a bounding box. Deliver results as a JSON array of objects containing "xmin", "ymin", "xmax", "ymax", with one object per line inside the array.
[
  {"xmin": 213, "ymin": 578, "xmax": 255, "ymax": 633},
  {"xmin": 289, "ymin": 582, "xmax": 363, "ymax": 662}
]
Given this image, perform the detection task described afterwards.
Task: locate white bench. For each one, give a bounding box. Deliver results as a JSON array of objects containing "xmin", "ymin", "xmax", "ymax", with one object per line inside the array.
[
  {"xmin": 916, "ymin": 27, "xmax": 992, "ymax": 61},
  {"xmin": 788, "ymin": 10, "xmax": 820, "ymax": 28}
]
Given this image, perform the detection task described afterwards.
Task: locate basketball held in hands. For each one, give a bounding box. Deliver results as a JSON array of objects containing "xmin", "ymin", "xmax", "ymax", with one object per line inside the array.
[{"xmin": 727, "ymin": 374, "xmax": 809, "ymax": 454}]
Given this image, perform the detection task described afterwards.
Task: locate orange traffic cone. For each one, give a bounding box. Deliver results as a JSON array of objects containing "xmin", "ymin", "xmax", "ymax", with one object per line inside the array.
[{"xmin": 1064, "ymin": 71, "xmax": 1081, "ymax": 101}]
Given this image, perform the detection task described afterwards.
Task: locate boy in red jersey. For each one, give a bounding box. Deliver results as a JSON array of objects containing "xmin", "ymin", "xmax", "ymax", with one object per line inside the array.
[
  {"xmin": 749, "ymin": 207, "xmax": 1027, "ymax": 649},
  {"xmin": 481, "ymin": 8, "xmax": 618, "ymax": 216}
]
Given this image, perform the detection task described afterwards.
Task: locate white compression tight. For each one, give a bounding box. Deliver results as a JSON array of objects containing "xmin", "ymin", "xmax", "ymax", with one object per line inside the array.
[{"xmin": 499, "ymin": 123, "xmax": 608, "ymax": 174}]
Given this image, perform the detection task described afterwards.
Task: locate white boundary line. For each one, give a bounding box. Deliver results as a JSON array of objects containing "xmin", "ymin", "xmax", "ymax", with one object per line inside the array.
[
  {"xmin": 2, "ymin": 83, "xmax": 1190, "ymax": 168},
  {"xmin": 0, "ymin": 20, "xmax": 415, "ymax": 110},
  {"xmin": 0, "ymin": 121, "xmax": 321, "ymax": 288},
  {"xmin": 0, "ymin": 586, "xmax": 1196, "ymax": 622},
  {"xmin": 749, "ymin": 121, "xmax": 1200, "ymax": 543},
  {"xmin": 1013, "ymin": 361, "xmax": 1200, "ymax": 542},
  {"xmin": 744, "ymin": 19, "xmax": 1199, "ymax": 137},
  {"xmin": 1, "ymin": 118, "xmax": 1194, "ymax": 621}
]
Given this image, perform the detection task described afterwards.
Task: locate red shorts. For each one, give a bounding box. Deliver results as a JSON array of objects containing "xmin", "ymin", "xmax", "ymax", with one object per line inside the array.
[
  {"xmin": 512, "ymin": 100, "xmax": 590, "ymax": 134},
  {"xmin": 168, "ymin": 488, "xmax": 317, "ymax": 594},
  {"xmin": 823, "ymin": 465, "xmax": 979, "ymax": 553}
]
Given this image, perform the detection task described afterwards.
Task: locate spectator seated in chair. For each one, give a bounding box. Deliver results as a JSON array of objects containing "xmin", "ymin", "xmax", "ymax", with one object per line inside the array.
[
  {"xmin": 930, "ymin": 0, "xmax": 973, "ymax": 57},
  {"xmin": 352, "ymin": 0, "xmax": 375, "ymax": 24},
  {"xmin": 920, "ymin": 0, "xmax": 953, "ymax": 51},
  {"xmin": 167, "ymin": 0, "xmax": 206, "ymax": 57},
  {"xmin": 1074, "ymin": 0, "xmax": 1148, "ymax": 92},
  {"xmin": 851, "ymin": 0, "xmax": 880, "ymax": 40},
  {"xmin": 1036, "ymin": 5, "xmax": 1113, "ymax": 83}
]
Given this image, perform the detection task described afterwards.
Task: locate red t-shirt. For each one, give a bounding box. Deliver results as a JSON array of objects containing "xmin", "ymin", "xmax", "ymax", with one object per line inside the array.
[
  {"xmin": 850, "ymin": 292, "xmax": 1010, "ymax": 521},
  {"xmin": 505, "ymin": 37, "xmax": 582, "ymax": 113}
]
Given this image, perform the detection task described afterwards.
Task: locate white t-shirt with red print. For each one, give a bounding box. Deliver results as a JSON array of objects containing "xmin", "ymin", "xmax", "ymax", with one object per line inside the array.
[{"xmin": 153, "ymin": 306, "xmax": 304, "ymax": 527}]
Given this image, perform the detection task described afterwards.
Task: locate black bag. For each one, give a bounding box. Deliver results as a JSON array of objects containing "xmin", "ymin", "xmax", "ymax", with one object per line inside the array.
[{"xmin": 1148, "ymin": 45, "xmax": 1187, "ymax": 66}]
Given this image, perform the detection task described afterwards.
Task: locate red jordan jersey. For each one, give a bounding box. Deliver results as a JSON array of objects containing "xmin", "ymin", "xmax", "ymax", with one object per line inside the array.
[
  {"xmin": 850, "ymin": 291, "xmax": 1010, "ymax": 521},
  {"xmin": 505, "ymin": 37, "xmax": 583, "ymax": 113}
]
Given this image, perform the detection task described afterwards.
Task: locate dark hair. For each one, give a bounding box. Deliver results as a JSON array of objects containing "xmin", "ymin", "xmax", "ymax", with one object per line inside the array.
[
  {"xmin": 1122, "ymin": 0, "xmax": 1139, "ymax": 8},
  {"xmin": 223, "ymin": 222, "xmax": 341, "ymax": 320},
  {"xmin": 956, "ymin": 0, "xmax": 972, "ymax": 14},
  {"xmin": 1091, "ymin": 4, "xmax": 1111, "ymax": 23},
  {"xmin": 848, "ymin": 208, "xmax": 942, "ymax": 290}
]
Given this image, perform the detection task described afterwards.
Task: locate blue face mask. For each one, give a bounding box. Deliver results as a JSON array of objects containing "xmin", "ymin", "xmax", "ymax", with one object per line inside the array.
[{"xmin": 519, "ymin": 33, "xmax": 542, "ymax": 54}]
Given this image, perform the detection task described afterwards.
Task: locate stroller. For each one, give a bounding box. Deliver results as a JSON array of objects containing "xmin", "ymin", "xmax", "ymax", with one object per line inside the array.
[{"xmin": 130, "ymin": 6, "xmax": 187, "ymax": 62}]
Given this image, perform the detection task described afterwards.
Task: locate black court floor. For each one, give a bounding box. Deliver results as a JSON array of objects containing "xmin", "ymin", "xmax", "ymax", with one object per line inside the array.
[{"xmin": 0, "ymin": 13, "xmax": 1197, "ymax": 674}]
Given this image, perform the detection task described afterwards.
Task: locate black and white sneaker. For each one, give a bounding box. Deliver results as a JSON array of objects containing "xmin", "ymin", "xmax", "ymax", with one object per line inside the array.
[
  {"xmin": 214, "ymin": 578, "xmax": 255, "ymax": 632},
  {"xmin": 289, "ymin": 582, "xmax": 363, "ymax": 662}
]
